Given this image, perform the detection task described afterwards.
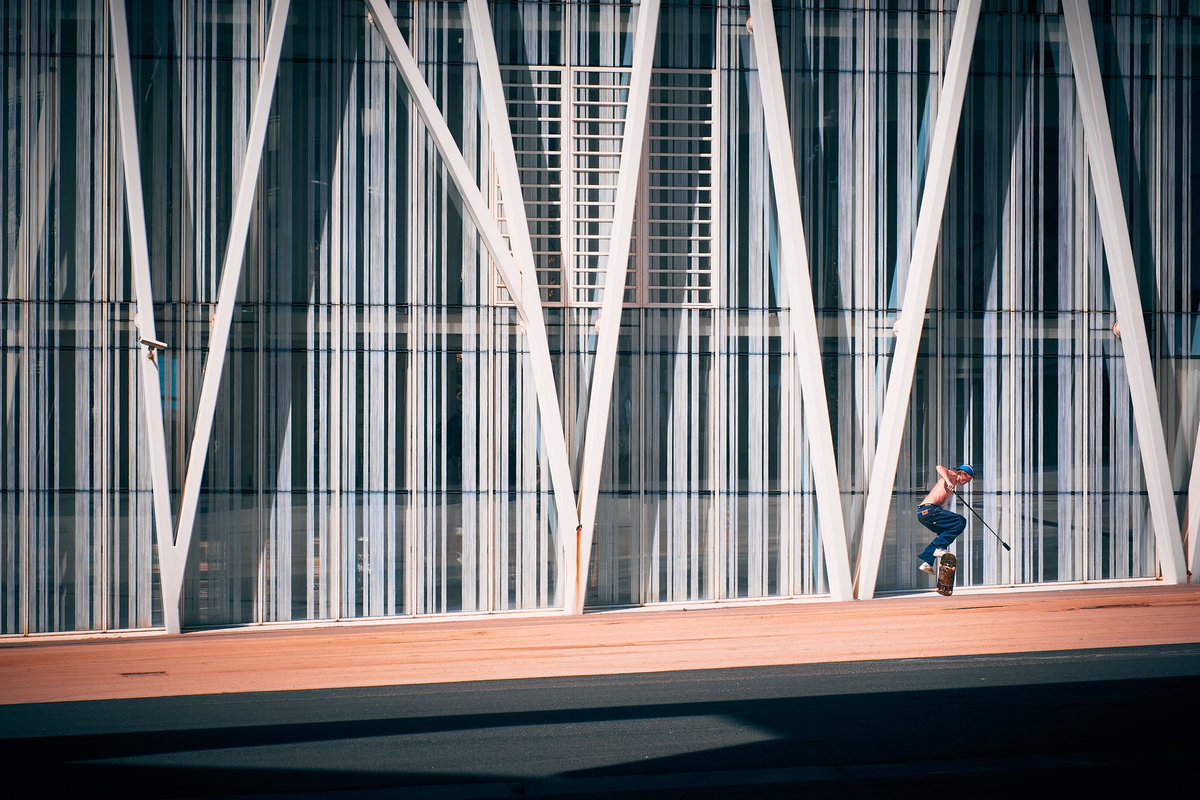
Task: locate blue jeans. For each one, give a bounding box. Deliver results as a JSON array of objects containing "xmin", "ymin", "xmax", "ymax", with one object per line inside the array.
[{"xmin": 916, "ymin": 504, "xmax": 966, "ymax": 566}]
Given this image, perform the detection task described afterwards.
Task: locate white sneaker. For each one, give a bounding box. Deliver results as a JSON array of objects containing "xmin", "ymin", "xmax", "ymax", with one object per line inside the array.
[
  {"xmin": 933, "ymin": 548, "xmax": 948, "ymax": 557},
  {"xmin": 918, "ymin": 562, "xmax": 934, "ymax": 574}
]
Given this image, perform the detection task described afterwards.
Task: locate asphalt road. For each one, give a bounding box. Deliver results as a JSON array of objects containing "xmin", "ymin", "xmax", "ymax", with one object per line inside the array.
[{"xmin": 3, "ymin": 643, "xmax": 1199, "ymax": 799}]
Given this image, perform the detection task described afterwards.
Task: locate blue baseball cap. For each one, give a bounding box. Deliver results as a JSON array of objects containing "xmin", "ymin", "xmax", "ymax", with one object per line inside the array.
[{"xmin": 957, "ymin": 464, "xmax": 975, "ymax": 478}]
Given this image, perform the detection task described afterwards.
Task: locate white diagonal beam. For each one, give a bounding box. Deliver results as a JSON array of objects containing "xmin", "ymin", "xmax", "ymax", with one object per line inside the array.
[
  {"xmin": 464, "ymin": 0, "xmax": 578, "ymax": 610},
  {"xmin": 856, "ymin": 0, "xmax": 982, "ymax": 600},
  {"xmin": 749, "ymin": 0, "xmax": 852, "ymax": 601},
  {"xmin": 168, "ymin": 0, "xmax": 292, "ymax": 632},
  {"xmin": 574, "ymin": 0, "xmax": 661, "ymax": 613},
  {"xmin": 1062, "ymin": 0, "xmax": 1186, "ymax": 583},
  {"xmin": 109, "ymin": 0, "xmax": 180, "ymax": 628},
  {"xmin": 464, "ymin": 0, "xmax": 538, "ymax": 290},
  {"xmin": 1188, "ymin": 419, "xmax": 1200, "ymax": 581},
  {"xmin": 366, "ymin": 0, "xmax": 579, "ymax": 608}
]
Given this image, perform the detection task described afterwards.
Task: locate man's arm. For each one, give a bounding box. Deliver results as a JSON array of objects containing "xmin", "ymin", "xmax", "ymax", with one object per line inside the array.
[{"xmin": 935, "ymin": 465, "xmax": 957, "ymax": 491}]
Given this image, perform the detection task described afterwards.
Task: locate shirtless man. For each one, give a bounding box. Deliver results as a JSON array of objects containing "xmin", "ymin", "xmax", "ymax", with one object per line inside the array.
[{"xmin": 915, "ymin": 463, "xmax": 975, "ymax": 574}]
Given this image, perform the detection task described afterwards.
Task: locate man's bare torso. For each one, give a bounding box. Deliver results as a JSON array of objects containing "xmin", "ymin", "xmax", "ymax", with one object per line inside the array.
[{"xmin": 920, "ymin": 474, "xmax": 955, "ymax": 507}]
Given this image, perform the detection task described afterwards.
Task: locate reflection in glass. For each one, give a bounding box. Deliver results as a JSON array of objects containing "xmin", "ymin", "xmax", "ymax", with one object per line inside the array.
[{"xmin": 0, "ymin": 2, "xmax": 1195, "ymax": 633}]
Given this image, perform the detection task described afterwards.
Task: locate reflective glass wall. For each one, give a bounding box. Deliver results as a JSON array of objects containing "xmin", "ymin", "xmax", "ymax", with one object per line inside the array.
[
  {"xmin": 879, "ymin": 1, "xmax": 1199, "ymax": 591},
  {"xmin": 1, "ymin": 0, "xmax": 1196, "ymax": 634}
]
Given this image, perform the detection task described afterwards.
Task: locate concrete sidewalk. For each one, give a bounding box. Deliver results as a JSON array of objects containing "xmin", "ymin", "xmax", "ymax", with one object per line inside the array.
[{"xmin": 2, "ymin": 584, "xmax": 1199, "ymax": 705}]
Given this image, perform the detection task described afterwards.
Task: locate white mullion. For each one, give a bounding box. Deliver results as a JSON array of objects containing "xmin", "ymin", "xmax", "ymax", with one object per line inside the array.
[
  {"xmin": 749, "ymin": 313, "xmax": 764, "ymax": 597},
  {"xmin": 858, "ymin": 3, "xmax": 873, "ymax": 507},
  {"xmin": 386, "ymin": 182, "xmax": 398, "ymax": 619},
  {"xmin": 672, "ymin": 315, "xmax": 687, "ymax": 598},
  {"xmin": 305, "ymin": 295, "xmax": 316, "ymax": 619},
  {"xmin": 253, "ymin": 0, "xmax": 270, "ymax": 623},
  {"xmin": 783, "ymin": 307, "xmax": 795, "ymax": 595},
  {"xmin": 331, "ymin": 97, "xmax": 346, "ymax": 618},
  {"xmin": 1079, "ymin": 39, "xmax": 1094, "ymax": 581},
  {"xmin": 108, "ymin": 0, "xmax": 180, "ymax": 631},
  {"xmin": 689, "ymin": 313, "xmax": 700, "ymax": 598},
  {"xmin": 368, "ymin": 0, "xmax": 577, "ymax": 611},
  {"xmin": 856, "ymin": 0, "xmax": 981, "ymax": 600},
  {"xmin": 501, "ymin": 341, "xmax": 514, "ymax": 607},
  {"xmin": 369, "ymin": 56, "xmax": 388, "ymax": 615},
  {"xmin": 749, "ymin": 0, "xmax": 852, "ymax": 601},
  {"xmin": 574, "ymin": 0, "xmax": 661, "ymax": 613},
  {"xmin": 483, "ymin": 309, "xmax": 498, "ymax": 610},
  {"xmin": 403, "ymin": 117, "xmax": 420, "ymax": 617},
  {"xmin": 94, "ymin": 43, "xmax": 113, "ymax": 628},
  {"xmin": 709, "ymin": 9, "xmax": 728, "ymax": 599},
  {"xmin": 1005, "ymin": 17, "xmax": 1020, "ymax": 588},
  {"xmin": 1061, "ymin": 0, "xmax": 1185, "ymax": 583},
  {"xmin": 8, "ymin": 71, "xmax": 55, "ymax": 429},
  {"xmin": 404, "ymin": 293, "xmax": 417, "ymax": 618},
  {"xmin": 1187, "ymin": 421, "xmax": 1200, "ymax": 579}
]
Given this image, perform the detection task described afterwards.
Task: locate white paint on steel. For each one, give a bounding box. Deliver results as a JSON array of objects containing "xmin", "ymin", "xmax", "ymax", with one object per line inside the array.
[
  {"xmin": 109, "ymin": 0, "xmax": 183, "ymax": 631},
  {"xmin": 464, "ymin": 0, "xmax": 579, "ymax": 610},
  {"xmin": 167, "ymin": 0, "xmax": 292, "ymax": 631},
  {"xmin": 747, "ymin": 0, "xmax": 853, "ymax": 601},
  {"xmin": 574, "ymin": 0, "xmax": 661, "ymax": 614},
  {"xmin": 1061, "ymin": 0, "xmax": 1186, "ymax": 583},
  {"xmin": 366, "ymin": 0, "xmax": 578, "ymax": 610},
  {"xmin": 1187, "ymin": 422, "xmax": 1200, "ymax": 581},
  {"xmin": 856, "ymin": 0, "xmax": 982, "ymax": 600}
]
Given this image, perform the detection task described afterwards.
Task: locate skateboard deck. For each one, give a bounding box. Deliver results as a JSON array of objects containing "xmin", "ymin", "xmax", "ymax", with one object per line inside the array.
[{"xmin": 935, "ymin": 552, "xmax": 957, "ymax": 596}]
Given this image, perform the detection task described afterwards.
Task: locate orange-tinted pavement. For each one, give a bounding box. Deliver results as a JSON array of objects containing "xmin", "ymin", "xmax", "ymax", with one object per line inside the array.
[{"xmin": 2, "ymin": 584, "xmax": 1199, "ymax": 705}]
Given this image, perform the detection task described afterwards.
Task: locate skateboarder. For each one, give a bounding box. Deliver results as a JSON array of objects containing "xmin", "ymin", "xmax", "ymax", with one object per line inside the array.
[{"xmin": 915, "ymin": 463, "xmax": 975, "ymax": 575}]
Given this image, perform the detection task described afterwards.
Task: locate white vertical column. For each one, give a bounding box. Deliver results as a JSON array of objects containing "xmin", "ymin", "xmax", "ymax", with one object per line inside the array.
[
  {"xmin": 464, "ymin": 0, "xmax": 579, "ymax": 611},
  {"xmin": 1186, "ymin": 424, "xmax": 1200, "ymax": 581},
  {"xmin": 108, "ymin": 0, "xmax": 181, "ymax": 630},
  {"xmin": 366, "ymin": 0, "xmax": 578, "ymax": 609},
  {"xmin": 574, "ymin": 0, "xmax": 661, "ymax": 614},
  {"xmin": 166, "ymin": 0, "xmax": 292, "ymax": 632},
  {"xmin": 1061, "ymin": 0, "xmax": 1186, "ymax": 583},
  {"xmin": 856, "ymin": 0, "xmax": 982, "ymax": 600},
  {"xmin": 748, "ymin": 0, "xmax": 853, "ymax": 601}
]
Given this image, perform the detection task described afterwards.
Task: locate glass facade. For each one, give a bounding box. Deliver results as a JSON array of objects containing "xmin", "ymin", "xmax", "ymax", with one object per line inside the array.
[{"xmin": 0, "ymin": 0, "xmax": 1196, "ymax": 634}]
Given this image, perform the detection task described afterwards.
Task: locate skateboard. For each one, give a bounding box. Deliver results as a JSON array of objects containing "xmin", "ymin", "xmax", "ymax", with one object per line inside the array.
[{"xmin": 935, "ymin": 553, "xmax": 957, "ymax": 596}]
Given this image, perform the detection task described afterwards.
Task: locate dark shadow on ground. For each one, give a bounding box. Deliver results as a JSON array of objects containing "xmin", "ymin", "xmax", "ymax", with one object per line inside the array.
[{"xmin": 2, "ymin": 649, "xmax": 1199, "ymax": 799}]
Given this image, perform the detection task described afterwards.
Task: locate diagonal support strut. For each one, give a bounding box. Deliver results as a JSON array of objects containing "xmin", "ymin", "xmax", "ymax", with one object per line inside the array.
[{"xmin": 749, "ymin": 0, "xmax": 853, "ymax": 600}]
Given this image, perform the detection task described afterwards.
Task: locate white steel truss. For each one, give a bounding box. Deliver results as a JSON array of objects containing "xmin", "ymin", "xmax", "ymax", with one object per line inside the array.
[
  {"xmin": 100, "ymin": 0, "xmax": 1195, "ymax": 632},
  {"xmin": 366, "ymin": 0, "xmax": 581, "ymax": 610},
  {"xmin": 171, "ymin": 0, "xmax": 290, "ymax": 632},
  {"xmin": 1060, "ymin": 0, "xmax": 1185, "ymax": 584},
  {"xmin": 109, "ymin": 0, "xmax": 188, "ymax": 634},
  {"xmin": 855, "ymin": 0, "xmax": 982, "ymax": 600},
  {"xmin": 856, "ymin": 0, "xmax": 1188, "ymax": 598},
  {"xmin": 463, "ymin": 0, "xmax": 580, "ymax": 612},
  {"xmin": 748, "ymin": 0, "xmax": 852, "ymax": 600},
  {"xmin": 1189, "ymin": 426, "xmax": 1200, "ymax": 581},
  {"xmin": 574, "ymin": 0, "xmax": 661, "ymax": 613},
  {"xmin": 109, "ymin": 0, "xmax": 292, "ymax": 633}
]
